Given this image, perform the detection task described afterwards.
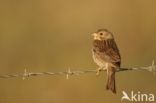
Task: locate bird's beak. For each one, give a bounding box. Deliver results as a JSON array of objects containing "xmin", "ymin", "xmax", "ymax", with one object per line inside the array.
[
  {"xmin": 91, "ymin": 33, "xmax": 97, "ymax": 37},
  {"xmin": 91, "ymin": 33, "xmax": 101, "ymax": 40}
]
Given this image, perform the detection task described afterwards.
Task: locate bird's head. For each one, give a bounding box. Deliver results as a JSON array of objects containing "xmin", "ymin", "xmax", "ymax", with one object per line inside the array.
[{"xmin": 92, "ymin": 29, "xmax": 114, "ymax": 40}]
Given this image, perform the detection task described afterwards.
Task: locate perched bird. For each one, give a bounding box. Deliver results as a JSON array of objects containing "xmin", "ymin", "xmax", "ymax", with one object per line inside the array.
[{"xmin": 92, "ymin": 29, "xmax": 121, "ymax": 94}]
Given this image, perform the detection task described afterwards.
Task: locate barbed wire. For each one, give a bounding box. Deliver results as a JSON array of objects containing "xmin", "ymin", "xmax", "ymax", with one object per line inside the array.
[{"xmin": 0, "ymin": 61, "xmax": 156, "ymax": 80}]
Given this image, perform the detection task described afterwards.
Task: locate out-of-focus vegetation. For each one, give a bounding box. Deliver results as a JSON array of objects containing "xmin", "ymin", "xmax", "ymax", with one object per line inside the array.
[{"xmin": 0, "ymin": 0, "xmax": 156, "ymax": 103}]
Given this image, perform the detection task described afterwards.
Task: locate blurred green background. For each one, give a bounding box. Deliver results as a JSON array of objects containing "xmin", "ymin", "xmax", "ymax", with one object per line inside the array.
[{"xmin": 0, "ymin": 0, "xmax": 156, "ymax": 103}]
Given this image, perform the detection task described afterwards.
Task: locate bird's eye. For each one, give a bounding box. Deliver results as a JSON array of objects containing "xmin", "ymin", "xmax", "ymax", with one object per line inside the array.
[{"xmin": 100, "ymin": 33, "xmax": 103, "ymax": 35}]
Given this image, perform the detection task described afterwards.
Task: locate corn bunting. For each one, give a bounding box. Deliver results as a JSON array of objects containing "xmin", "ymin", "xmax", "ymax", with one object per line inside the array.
[{"xmin": 92, "ymin": 29, "xmax": 121, "ymax": 94}]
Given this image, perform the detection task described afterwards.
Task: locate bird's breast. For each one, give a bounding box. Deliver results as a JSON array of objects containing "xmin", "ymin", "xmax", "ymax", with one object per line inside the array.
[{"xmin": 92, "ymin": 49, "xmax": 107, "ymax": 67}]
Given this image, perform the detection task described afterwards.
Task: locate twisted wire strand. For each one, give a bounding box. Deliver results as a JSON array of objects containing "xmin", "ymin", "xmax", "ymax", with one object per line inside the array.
[{"xmin": 0, "ymin": 61, "xmax": 155, "ymax": 79}]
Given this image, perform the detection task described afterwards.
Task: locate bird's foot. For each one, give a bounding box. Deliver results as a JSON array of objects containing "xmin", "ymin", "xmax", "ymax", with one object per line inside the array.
[{"xmin": 96, "ymin": 68, "xmax": 102, "ymax": 75}]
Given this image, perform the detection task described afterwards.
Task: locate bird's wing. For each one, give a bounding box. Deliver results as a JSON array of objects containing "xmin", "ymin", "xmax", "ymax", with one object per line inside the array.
[
  {"xmin": 105, "ymin": 45, "xmax": 121, "ymax": 62},
  {"xmin": 98, "ymin": 39, "xmax": 121, "ymax": 65}
]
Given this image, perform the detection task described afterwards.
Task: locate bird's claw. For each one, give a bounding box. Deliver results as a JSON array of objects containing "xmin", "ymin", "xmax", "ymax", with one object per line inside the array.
[{"xmin": 96, "ymin": 68, "xmax": 102, "ymax": 75}]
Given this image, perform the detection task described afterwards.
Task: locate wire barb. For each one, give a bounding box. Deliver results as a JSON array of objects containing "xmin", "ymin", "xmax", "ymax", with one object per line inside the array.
[
  {"xmin": 66, "ymin": 68, "xmax": 72, "ymax": 79},
  {"xmin": 0, "ymin": 61, "xmax": 156, "ymax": 79},
  {"xmin": 22, "ymin": 69, "xmax": 29, "ymax": 80}
]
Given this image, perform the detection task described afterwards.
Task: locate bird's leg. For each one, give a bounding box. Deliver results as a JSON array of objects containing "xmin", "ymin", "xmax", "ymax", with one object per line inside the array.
[
  {"xmin": 96, "ymin": 64, "xmax": 108, "ymax": 75},
  {"xmin": 102, "ymin": 64, "xmax": 107, "ymax": 71},
  {"xmin": 96, "ymin": 67, "xmax": 102, "ymax": 75}
]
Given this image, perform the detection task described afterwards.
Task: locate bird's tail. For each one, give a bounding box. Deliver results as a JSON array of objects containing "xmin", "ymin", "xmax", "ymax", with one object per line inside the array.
[{"xmin": 106, "ymin": 67, "xmax": 116, "ymax": 94}]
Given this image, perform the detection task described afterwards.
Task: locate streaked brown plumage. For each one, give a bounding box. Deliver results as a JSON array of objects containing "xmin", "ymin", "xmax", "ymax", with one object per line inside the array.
[{"xmin": 92, "ymin": 29, "xmax": 121, "ymax": 94}]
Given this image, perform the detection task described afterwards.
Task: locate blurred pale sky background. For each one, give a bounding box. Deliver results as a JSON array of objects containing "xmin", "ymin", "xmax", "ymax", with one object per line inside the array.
[{"xmin": 0, "ymin": 0, "xmax": 156, "ymax": 103}]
